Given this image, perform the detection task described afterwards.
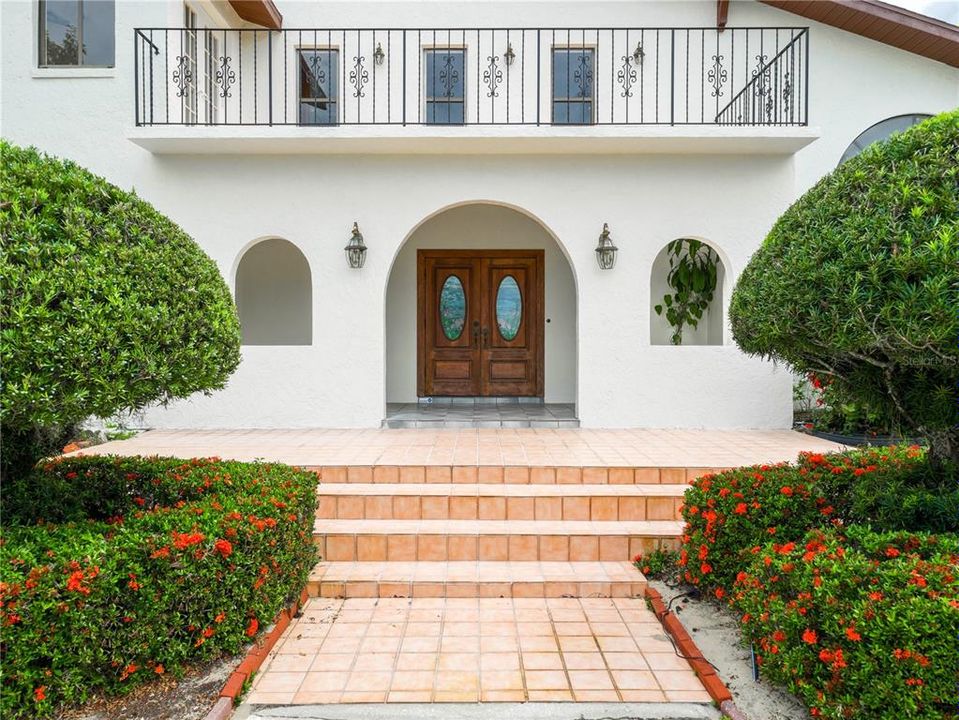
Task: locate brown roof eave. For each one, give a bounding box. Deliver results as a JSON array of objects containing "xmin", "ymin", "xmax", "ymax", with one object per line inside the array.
[
  {"xmin": 227, "ymin": 0, "xmax": 283, "ymax": 30},
  {"xmin": 758, "ymin": 0, "xmax": 959, "ymax": 67}
]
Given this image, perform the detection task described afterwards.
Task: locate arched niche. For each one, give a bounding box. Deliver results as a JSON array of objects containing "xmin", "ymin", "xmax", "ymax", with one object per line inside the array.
[
  {"xmin": 234, "ymin": 238, "xmax": 312, "ymax": 346},
  {"xmin": 650, "ymin": 238, "xmax": 726, "ymax": 346}
]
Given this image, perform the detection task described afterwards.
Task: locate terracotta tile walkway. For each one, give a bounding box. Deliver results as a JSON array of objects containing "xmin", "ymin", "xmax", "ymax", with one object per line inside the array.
[
  {"xmin": 80, "ymin": 427, "xmax": 843, "ymax": 467},
  {"xmin": 247, "ymin": 597, "xmax": 711, "ymax": 704}
]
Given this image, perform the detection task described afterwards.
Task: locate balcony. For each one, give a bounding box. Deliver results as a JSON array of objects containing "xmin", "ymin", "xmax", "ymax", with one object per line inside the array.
[{"xmin": 131, "ymin": 27, "xmax": 814, "ymax": 154}]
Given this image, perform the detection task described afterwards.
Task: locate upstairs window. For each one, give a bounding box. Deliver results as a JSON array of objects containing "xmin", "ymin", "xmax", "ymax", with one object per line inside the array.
[
  {"xmin": 425, "ymin": 49, "xmax": 465, "ymax": 124},
  {"xmin": 552, "ymin": 48, "xmax": 594, "ymax": 124},
  {"xmin": 298, "ymin": 49, "xmax": 339, "ymax": 125},
  {"xmin": 39, "ymin": 0, "xmax": 115, "ymax": 68}
]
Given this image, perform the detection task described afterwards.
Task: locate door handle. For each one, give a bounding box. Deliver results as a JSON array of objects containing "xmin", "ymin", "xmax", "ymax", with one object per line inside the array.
[
  {"xmin": 482, "ymin": 327, "xmax": 490, "ymax": 348},
  {"xmin": 472, "ymin": 320, "xmax": 480, "ymax": 347}
]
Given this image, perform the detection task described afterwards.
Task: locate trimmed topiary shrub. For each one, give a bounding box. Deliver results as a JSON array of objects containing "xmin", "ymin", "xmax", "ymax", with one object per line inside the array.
[
  {"xmin": 729, "ymin": 111, "xmax": 959, "ymax": 464},
  {"xmin": 0, "ymin": 456, "xmax": 318, "ymax": 718},
  {"xmin": 0, "ymin": 141, "xmax": 241, "ymax": 479},
  {"xmin": 732, "ymin": 526, "xmax": 959, "ymax": 720}
]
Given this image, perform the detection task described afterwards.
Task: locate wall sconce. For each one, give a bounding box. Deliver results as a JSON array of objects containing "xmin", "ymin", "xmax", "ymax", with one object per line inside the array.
[
  {"xmin": 595, "ymin": 223, "xmax": 617, "ymax": 270},
  {"xmin": 345, "ymin": 222, "xmax": 367, "ymax": 269},
  {"xmin": 632, "ymin": 42, "xmax": 645, "ymax": 65},
  {"xmin": 374, "ymin": 42, "xmax": 385, "ymax": 65},
  {"xmin": 504, "ymin": 43, "xmax": 516, "ymax": 66}
]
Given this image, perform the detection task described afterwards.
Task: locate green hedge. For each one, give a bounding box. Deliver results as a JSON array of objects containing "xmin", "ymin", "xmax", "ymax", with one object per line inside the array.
[
  {"xmin": 0, "ymin": 141, "xmax": 241, "ymax": 479},
  {"xmin": 0, "ymin": 456, "xmax": 318, "ymax": 718},
  {"xmin": 729, "ymin": 111, "xmax": 959, "ymax": 462},
  {"xmin": 732, "ymin": 527, "xmax": 959, "ymax": 719}
]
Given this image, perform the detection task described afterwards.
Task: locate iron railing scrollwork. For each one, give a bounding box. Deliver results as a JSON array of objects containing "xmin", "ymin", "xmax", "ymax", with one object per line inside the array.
[
  {"xmin": 133, "ymin": 26, "xmax": 808, "ymax": 127},
  {"xmin": 715, "ymin": 28, "xmax": 808, "ymax": 126}
]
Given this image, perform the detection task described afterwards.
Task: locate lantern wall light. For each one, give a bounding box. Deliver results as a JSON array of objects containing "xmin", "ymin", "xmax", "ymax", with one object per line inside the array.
[
  {"xmin": 345, "ymin": 222, "xmax": 367, "ymax": 269},
  {"xmin": 595, "ymin": 223, "xmax": 617, "ymax": 270},
  {"xmin": 374, "ymin": 42, "xmax": 385, "ymax": 65},
  {"xmin": 504, "ymin": 43, "xmax": 516, "ymax": 66}
]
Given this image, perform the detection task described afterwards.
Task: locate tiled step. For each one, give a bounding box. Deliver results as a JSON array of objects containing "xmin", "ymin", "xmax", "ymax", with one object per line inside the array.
[
  {"xmin": 308, "ymin": 560, "xmax": 647, "ymax": 599},
  {"xmin": 309, "ymin": 465, "xmax": 720, "ymax": 485},
  {"xmin": 315, "ymin": 483, "xmax": 685, "ymax": 521},
  {"xmin": 314, "ymin": 519, "xmax": 683, "ymax": 562}
]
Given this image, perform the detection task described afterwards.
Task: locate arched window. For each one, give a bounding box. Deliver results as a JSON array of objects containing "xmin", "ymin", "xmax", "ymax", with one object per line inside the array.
[
  {"xmin": 235, "ymin": 238, "xmax": 312, "ymax": 345},
  {"xmin": 839, "ymin": 114, "xmax": 932, "ymax": 164},
  {"xmin": 650, "ymin": 239, "xmax": 725, "ymax": 346}
]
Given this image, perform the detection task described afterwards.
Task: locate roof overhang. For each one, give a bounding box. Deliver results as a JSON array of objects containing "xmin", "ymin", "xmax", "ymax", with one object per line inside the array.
[
  {"xmin": 758, "ymin": 0, "xmax": 959, "ymax": 67},
  {"xmin": 227, "ymin": 0, "xmax": 282, "ymax": 30}
]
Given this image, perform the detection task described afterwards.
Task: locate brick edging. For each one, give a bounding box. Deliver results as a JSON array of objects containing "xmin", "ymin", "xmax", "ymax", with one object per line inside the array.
[
  {"xmin": 644, "ymin": 587, "xmax": 747, "ymax": 716},
  {"xmin": 202, "ymin": 587, "xmax": 310, "ymax": 720}
]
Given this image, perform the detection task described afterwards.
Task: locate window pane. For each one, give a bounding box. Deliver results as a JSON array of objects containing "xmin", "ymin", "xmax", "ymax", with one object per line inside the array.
[
  {"xmin": 42, "ymin": 0, "xmax": 80, "ymax": 65},
  {"xmin": 552, "ymin": 49, "xmax": 593, "ymax": 98},
  {"xmin": 425, "ymin": 50, "xmax": 465, "ymax": 125},
  {"xmin": 299, "ymin": 50, "xmax": 339, "ymax": 125},
  {"xmin": 552, "ymin": 49, "xmax": 594, "ymax": 125},
  {"xmin": 426, "ymin": 101, "xmax": 464, "ymax": 125},
  {"xmin": 553, "ymin": 102, "xmax": 592, "ymax": 125},
  {"xmin": 425, "ymin": 50, "xmax": 464, "ymax": 100},
  {"xmin": 82, "ymin": 0, "xmax": 114, "ymax": 66}
]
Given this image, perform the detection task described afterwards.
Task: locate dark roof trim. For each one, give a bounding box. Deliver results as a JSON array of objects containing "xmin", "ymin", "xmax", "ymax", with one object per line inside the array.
[
  {"xmin": 758, "ymin": 0, "xmax": 959, "ymax": 67},
  {"xmin": 717, "ymin": 0, "xmax": 730, "ymax": 30},
  {"xmin": 227, "ymin": 0, "xmax": 283, "ymax": 30}
]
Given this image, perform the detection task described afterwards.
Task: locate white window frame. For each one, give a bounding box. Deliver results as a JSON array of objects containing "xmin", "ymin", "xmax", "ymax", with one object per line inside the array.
[
  {"xmin": 550, "ymin": 44, "xmax": 597, "ymax": 126},
  {"xmin": 294, "ymin": 45, "xmax": 342, "ymax": 126},
  {"xmin": 422, "ymin": 45, "xmax": 467, "ymax": 126},
  {"xmin": 35, "ymin": 0, "xmax": 116, "ymax": 76}
]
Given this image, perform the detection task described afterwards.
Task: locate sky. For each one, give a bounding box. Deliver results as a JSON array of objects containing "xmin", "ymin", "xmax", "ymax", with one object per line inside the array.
[{"xmin": 886, "ymin": 0, "xmax": 959, "ymax": 25}]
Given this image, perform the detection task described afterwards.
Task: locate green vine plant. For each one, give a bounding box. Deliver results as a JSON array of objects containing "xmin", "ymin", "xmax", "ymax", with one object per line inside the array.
[{"xmin": 654, "ymin": 238, "xmax": 719, "ymax": 345}]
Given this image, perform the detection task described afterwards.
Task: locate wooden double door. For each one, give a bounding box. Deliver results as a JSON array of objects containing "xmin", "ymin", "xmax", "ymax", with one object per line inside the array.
[{"xmin": 418, "ymin": 249, "xmax": 544, "ymax": 397}]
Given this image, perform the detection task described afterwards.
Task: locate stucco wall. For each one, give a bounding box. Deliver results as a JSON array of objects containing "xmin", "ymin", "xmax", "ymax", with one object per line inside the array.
[{"xmin": 2, "ymin": 0, "xmax": 956, "ymax": 430}]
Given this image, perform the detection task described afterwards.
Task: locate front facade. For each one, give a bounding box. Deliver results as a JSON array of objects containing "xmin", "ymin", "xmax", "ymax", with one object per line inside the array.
[{"xmin": 3, "ymin": 0, "xmax": 957, "ymax": 429}]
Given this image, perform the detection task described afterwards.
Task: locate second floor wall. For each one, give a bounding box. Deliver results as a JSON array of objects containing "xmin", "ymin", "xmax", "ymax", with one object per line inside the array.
[{"xmin": 3, "ymin": 0, "xmax": 957, "ymax": 194}]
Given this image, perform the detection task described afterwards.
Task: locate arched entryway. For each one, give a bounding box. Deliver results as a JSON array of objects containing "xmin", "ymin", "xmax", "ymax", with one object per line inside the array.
[{"xmin": 384, "ymin": 202, "xmax": 578, "ymax": 426}]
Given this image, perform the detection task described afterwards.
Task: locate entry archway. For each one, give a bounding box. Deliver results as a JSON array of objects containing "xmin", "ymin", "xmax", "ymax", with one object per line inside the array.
[{"xmin": 385, "ymin": 202, "xmax": 577, "ymax": 410}]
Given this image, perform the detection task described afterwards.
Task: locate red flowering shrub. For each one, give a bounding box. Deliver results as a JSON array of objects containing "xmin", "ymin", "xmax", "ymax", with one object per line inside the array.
[
  {"xmin": 731, "ymin": 526, "xmax": 959, "ymax": 719},
  {"xmin": 678, "ymin": 462, "xmax": 828, "ymax": 590},
  {"xmin": 0, "ymin": 456, "xmax": 317, "ymax": 718},
  {"xmin": 679, "ymin": 446, "xmax": 953, "ymax": 592}
]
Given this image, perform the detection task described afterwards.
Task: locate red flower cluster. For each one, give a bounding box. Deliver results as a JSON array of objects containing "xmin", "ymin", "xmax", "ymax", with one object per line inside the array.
[{"xmin": 172, "ymin": 531, "xmax": 205, "ymax": 550}]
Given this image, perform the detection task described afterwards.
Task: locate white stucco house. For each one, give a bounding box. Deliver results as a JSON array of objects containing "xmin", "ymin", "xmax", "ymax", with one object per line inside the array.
[{"xmin": 2, "ymin": 0, "xmax": 956, "ymax": 430}]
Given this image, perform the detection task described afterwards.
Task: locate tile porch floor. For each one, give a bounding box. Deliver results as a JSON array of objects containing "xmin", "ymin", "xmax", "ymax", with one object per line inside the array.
[
  {"xmin": 247, "ymin": 596, "xmax": 710, "ymax": 705},
  {"xmin": 78, "ymin": 427, "xmax": 844, "ymax": 467}
]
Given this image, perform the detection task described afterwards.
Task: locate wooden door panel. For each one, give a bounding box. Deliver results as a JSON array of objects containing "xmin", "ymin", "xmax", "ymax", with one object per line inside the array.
[{"xmin": 418, "ymin": 249, "xmax": 543, "ymax": 398}]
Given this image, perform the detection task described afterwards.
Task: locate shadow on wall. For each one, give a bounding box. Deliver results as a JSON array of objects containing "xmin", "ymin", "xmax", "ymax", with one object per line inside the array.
[
  {"xmin": 649, "ymin": 239, "xmax": 726, "ymax": 346},
  {"xmin": 235, "ymin": 237, "xmax": 312, "ymax": 346}
]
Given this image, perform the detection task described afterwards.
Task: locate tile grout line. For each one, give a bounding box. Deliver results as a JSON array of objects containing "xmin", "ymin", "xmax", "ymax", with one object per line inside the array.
[
  {"xmin": 428, "ymin": 597, "xmax": 447, "ymax": 702},
  {"xmin": 386, "ymin": 596, "xmax": 413, "ymax": 702},
  {"xmin": 546, "ymin": 598, "xmax": 574, "ymax": 700},
  {"xmin": 614, "ymin": 597, "xmax": 668, "ymax": 701},
  {"xmin": 511, "ymin": 597, "xmax": 530, "ymax": 702}
]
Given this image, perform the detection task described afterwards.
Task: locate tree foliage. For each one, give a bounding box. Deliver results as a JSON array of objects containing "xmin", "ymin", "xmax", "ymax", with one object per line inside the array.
[
  {"xmin": 730, "ymin": 111, "xmax": 959, "ymax": 462},
  {"xmin": 0, "ymin": 141, "xmax": 241, "ymax": 476}
]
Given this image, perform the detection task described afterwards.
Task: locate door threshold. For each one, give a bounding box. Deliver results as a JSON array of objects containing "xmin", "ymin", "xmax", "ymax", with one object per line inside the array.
[
  {"xmin": 383, "ymin": 402, "xmax": 578, "ymax": 429},
  {"xmin": 418, "ymin": 396, "xmax": 545, "ymax": 405}
]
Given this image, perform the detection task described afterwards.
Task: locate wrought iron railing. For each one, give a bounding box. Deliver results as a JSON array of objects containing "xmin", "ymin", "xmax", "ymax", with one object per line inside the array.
[{"xmin": 133, "ymin": 27, "xmax": 809, "ymax": 127}]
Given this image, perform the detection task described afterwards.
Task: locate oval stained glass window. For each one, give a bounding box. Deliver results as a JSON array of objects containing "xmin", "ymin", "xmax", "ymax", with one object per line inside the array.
[
  {"xmin": 439, "ymin": 275, "xmax": 467, "ymax": 340},
  {"xmin": 496, "ymin": 275, "xmax": 522, "ymax": 341}
]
